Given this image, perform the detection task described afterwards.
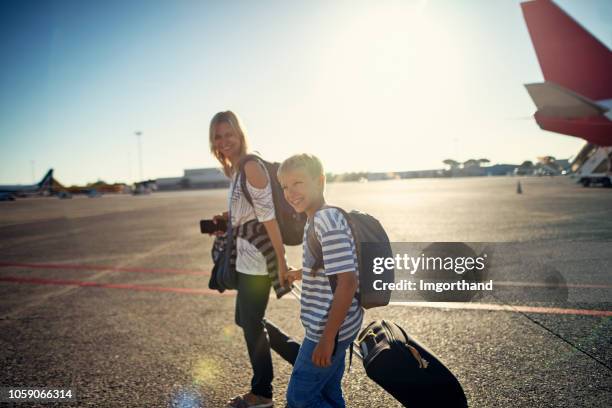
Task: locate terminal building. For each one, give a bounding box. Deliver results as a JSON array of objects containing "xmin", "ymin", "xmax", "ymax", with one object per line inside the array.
[{"xmin": 156, "ymin": 168, "xmax": 229, "ymax": 191}]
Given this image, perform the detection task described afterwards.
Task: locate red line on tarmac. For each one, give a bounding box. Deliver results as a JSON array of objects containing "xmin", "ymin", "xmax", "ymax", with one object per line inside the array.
[
  {"xmin": 0, "ymin": 262, "xmax": 612, "ymax": 289},
  {"xmin": 1, "ymin": 274, "xmax": 610, "ymax": 317},
  {"xmin": 0, "ymin": 276, "xmax": 230, "ymax": 296},
  {"xmin": 495, "ymin": 281, "xmax": 612, "ymax": 289},
  {"xmin": 388, "ymin": 301, "xmax": 612, "ymax": 317},
  {"xmin": 2, "ymin": 263, "xmax": 611, "ymax": 290},
  {"xmin": 0, "ymin": 262, "xmax": 210, "ymax": 276}
]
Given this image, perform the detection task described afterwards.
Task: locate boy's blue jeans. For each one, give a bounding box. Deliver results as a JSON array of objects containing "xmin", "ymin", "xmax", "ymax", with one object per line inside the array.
[{"xmin": 286, "ymin": 336, "xmax": 355, "ymax": 408}]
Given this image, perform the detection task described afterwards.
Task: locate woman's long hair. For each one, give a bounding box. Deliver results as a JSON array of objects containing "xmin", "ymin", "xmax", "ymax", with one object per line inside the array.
[{"xmin": 209, "ymin": 110, "xmax": 249, "ymax": 177}]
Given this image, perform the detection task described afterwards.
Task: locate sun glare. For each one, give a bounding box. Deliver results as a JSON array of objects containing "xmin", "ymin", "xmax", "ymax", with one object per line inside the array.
[{"xmin": 308, "ymin": 0, "xmax": 469, "ymax": 171}]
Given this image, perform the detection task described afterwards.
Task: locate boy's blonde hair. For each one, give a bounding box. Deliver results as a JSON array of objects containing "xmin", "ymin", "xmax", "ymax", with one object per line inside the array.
[{"xmin": 278, "ymin": 153, "xmax": 325, "ymax": 180}]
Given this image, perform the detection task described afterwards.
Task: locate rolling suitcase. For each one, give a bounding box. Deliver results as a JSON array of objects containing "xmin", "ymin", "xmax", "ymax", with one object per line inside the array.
[
  {"xmin": 283, "ymin": 288, "xmax": 468, "ymax": 407},
  {"xmin": 355, "ymin": 319, "xmax": 468, "ymax": 407}
]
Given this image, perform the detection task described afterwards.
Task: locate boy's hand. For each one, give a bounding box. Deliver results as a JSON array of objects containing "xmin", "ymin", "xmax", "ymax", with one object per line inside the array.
[
  {"xmin": 286, "ymin": 268, "xmax": 302, "ymax": 285},
  {"xmin": 312, "ymin": 335, "xmax": 334, "ymax": 367}
]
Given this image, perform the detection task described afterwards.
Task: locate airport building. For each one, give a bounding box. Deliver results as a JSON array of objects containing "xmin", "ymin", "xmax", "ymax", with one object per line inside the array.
[{"xmin": 156, "ymin": 168, "xmax": 229, "ymax": 191}]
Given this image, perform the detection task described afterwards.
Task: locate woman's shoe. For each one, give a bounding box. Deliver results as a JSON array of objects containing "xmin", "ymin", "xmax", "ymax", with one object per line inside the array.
[{"xmin": 227, "ymin": 392, "xmax": 273, "ymax": 408}]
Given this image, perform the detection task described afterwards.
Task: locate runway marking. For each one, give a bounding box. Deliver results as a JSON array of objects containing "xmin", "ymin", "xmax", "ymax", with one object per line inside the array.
[
  {"xmin": 388, "ymin": 302, "xmax": 612, "ymax": 317},
  {"xmin": 2, "ymin": 262, "xmax": 611, "ymax": 290},
  {"xmin": 0, "ymin": 276, "xmax": 229, "ymax": 297},
  {"xmin": 0, "ymin": 262, "xmax": 612, "ymax": 289},
  {"xmin": 0, "ymin": 262, "xmax": 210, "ymax": 276},
  {"xmin": 494, "ymin": 281, "xmax": 612, "ymax": 289},
  {"xmin": 1, "ymin": 276, "xmax": 610, "ymax": 317}
]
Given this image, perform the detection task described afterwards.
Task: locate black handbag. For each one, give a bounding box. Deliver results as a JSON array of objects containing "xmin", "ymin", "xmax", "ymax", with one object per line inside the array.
[
  {"xmin": 208, "ymin": 233, "xmax": 233, "ymax": 291},
  {"xmin": 208, "ymin": 178, "xmax": 239, "ymax": 291}
]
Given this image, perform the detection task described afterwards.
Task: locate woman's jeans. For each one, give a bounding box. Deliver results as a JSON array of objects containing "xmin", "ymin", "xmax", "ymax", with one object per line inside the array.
[
  {"xmin": 235, "ymin": 271, "xmax": 273, "ymax": 399},
  {"xmin": 286, "ymin": 336, "xmax": 356, "ymax": 408}
]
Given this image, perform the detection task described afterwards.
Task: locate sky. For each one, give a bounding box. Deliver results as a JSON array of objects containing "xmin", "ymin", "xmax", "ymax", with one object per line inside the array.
[{"xmin": 1, "ymin": 0, "xmax": 611, "ymax": 186}]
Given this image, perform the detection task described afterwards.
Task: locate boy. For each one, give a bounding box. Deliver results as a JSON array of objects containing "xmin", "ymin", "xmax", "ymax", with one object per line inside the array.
[{"xmin": 278, "ymin": 154, "xmax": 363, "ymax": 408}]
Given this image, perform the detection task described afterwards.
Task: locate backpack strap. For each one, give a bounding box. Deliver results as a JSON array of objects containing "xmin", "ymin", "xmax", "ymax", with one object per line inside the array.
[
  {"xmin": 306, "ymin": 220, "xmax": 324, "ymax": 274},
  {"xmin": 306, "ymin": 205, "xmax": 356, "ymax": 293},
  {"xmin": 237, "ymin": 153, "xmax": 266, "ymax": 207}
]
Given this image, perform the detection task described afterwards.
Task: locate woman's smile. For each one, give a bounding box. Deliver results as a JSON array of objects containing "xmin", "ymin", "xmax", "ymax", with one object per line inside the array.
[{"xmin": 214, "ymin": 122, "xmax": 241, "ymax": 160}]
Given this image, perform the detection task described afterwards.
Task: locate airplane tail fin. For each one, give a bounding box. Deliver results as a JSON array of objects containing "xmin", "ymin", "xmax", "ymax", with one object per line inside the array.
[
  {"xmin": 520, "ymin": 0, "xmax": 612, "ymax": 101},
  {"xmin": 524, "ymin": 82, "xmax": 607, "ymax": 118},
  {"xmin": 38, "ymin": 169, "xmax": 54, "ymax": 190}
]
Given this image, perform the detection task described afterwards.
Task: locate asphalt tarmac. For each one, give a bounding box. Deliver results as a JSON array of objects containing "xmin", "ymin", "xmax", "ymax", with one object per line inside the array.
[{"xmin": 0, "ymin": 176, "xmax": 611, "ymax": 407}]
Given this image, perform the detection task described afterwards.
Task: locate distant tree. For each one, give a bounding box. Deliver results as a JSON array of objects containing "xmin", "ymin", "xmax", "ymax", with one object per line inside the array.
[
  {"xmin": 443, "ymin": 159, "xmax": 460, "ymax": 168},
  {"xmin": 478, "ymin": 158, "xmax": 490, "ymax": 165},
  {"xmin": 537, "ymin": 156, "xmax": 556, "ymax": 165},
  {"xmin": 336, "ymin": 172, "xmax": 368, "ymax": 182},
  {"xmin": 519, "ymin": 160, "xmax": 534, "ymax": 169},
  {"xmin": 463, "ymin": 159, "xmax": 480, "ymax": 168},
  {"xmin": 88, "ymin": 180, "xmax": 107, "ymax": 187}
]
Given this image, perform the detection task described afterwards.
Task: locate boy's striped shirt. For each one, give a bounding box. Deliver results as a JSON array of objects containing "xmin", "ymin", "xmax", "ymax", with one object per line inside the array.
[{"xmin": 301, "ymin": 207, "xmax": 364, "ymax": 343}]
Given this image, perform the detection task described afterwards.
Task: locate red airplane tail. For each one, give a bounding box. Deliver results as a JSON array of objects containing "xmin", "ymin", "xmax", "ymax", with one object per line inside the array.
[{"xmin": 521, "ymin": 0, "xmax": 612, "ymax": 101}]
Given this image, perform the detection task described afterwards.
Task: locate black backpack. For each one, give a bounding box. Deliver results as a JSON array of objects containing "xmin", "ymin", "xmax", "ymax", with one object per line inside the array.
[
  {"xmin": 306, "ymin": 206, "xmax": 394, "ymax": 309},
  {"xmin": 238, "ymin": 154, "xmax": 306, "ymax": 246}
]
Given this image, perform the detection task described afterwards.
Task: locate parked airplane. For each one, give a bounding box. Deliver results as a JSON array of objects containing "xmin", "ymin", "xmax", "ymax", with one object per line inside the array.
[
  {"xmin": 0, "ymin": 169, "xmax": 54, "ymax": 198},
  {"xmin": 521, "ymin": 0, "xmax": 612, "ymax": 145},
  {"xmin": 521, "ymin": 0, "xmax": 612, "ymax": 186}
]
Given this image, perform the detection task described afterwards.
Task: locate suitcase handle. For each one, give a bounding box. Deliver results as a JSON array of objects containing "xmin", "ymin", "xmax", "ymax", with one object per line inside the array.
[{"xmin": 395, "ymin": 323, "xmax": 429, "ymax": 369}]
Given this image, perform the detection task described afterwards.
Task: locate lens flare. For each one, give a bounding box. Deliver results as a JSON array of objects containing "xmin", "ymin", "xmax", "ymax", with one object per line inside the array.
[
  {"xmin": 221, "ymin": 324, "xmax": 237, "ymax": 341},
  {"xmin": 169, "ymin": 387, "xmax": 203, "ymax": 408},
  {"xmin": 192, "ymin": 356, "xmax": 221, "ymax": 386}
]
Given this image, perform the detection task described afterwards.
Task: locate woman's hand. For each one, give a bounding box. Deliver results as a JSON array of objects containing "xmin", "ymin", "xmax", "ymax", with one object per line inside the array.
[
  {"xmin": 286, "ymin": 268, "xmax": 302, "ymax": 285},
  {"xmin": 278, "ymin": 262, "xmax": 289, "ymax": 287},
  {"xmin": 211, "ymin": 212, "xmax": 229, "ymax": 236}
]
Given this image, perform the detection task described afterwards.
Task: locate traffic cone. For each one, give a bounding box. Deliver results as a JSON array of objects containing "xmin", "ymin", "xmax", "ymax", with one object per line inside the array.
[{"xmin": 516, "ymin": 181, "xmax": 522, "ymax": 194}]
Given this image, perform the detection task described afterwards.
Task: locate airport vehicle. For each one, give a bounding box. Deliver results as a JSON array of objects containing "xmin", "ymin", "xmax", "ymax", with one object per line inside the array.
[
  {"xmin": 521, "ymin": 0, "xmax": 612, "ymax": 186},
  {"xmin": 0, "ymin": 192, "xmax": 16, "ymax": 201},
  {"xmin": 570, "ymin": 144, "xmax": 612, "ymax": 187},
  {"xmin": 57, "ymin": 191, "xmax": 73, "ymax": 199},
  {"xmin": 87, "ymin": 189, "xmax": 102, "ymax": 198},
  {"xmin": 0, "ymin": 169, "xmax": 54, "ymax": 197}
]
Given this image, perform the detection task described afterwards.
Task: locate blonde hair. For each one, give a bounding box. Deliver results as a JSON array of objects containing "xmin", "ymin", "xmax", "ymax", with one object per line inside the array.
[
  {"xmin": 278, "ymin": 153, "xmax": 325, "ymax": 180},
  {"xmin": 209, "ymin": 110, "xmax": 249, "ymax": 177}
]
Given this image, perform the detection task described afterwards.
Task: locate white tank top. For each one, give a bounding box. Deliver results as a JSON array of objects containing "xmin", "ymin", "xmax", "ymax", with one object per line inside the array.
[{"xmin": 228, "ymin": 162, "xmax": 275, "ymax": 275}]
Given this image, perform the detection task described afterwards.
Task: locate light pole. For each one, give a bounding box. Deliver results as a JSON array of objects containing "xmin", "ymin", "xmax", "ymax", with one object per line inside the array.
[
  {"xmin": 30, "ymin": 160, "xmax": 35, "ymax": 183},
  {"xmin": 127, "ymin": 152, "xmax": 132, "ymax": 184},
  {"xmin": 135, "ymin": 131, "xmax": 143, "ymax": 181}
]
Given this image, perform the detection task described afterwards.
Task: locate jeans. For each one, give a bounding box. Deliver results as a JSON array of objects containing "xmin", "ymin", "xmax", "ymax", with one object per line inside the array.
[
  {"xmin": 286, "ymin": 336, "xmax": 356, "ymax": 408},
  {"xmin": 235, "ymin": 271, "xmax": 273, "ymax": 399}
]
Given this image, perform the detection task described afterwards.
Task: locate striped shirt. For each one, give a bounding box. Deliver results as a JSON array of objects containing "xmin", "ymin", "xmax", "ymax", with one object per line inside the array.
[
  {"xmin": 228, "ymin": 161, "xmax": 275, "ymax": 276},
  {"xmin": 301, "ymin": 207, "xmax": 364, "ymax": 343}
]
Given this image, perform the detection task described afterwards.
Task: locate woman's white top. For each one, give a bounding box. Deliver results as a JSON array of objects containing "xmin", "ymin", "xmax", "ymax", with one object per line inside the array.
[{"xmin": 228, "ymin": 162, "xmax": 275, "ymax": 275}]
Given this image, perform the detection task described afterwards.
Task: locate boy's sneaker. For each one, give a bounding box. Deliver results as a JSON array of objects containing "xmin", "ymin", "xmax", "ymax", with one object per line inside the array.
[{"xmin": 227, "ymin": 392, "xmax": 273, "ymax": 408}]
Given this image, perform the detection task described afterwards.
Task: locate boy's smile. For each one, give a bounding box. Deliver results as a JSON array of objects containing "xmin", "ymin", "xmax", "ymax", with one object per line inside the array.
[{"xmin": 279, "ymin": 168, "xmax": 324, "ymax": 217}]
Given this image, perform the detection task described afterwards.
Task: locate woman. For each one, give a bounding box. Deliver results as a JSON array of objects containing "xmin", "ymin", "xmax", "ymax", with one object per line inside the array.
[{"xmin": 209, "ymin": 110, "xmax": 288, "ymax": 408}]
